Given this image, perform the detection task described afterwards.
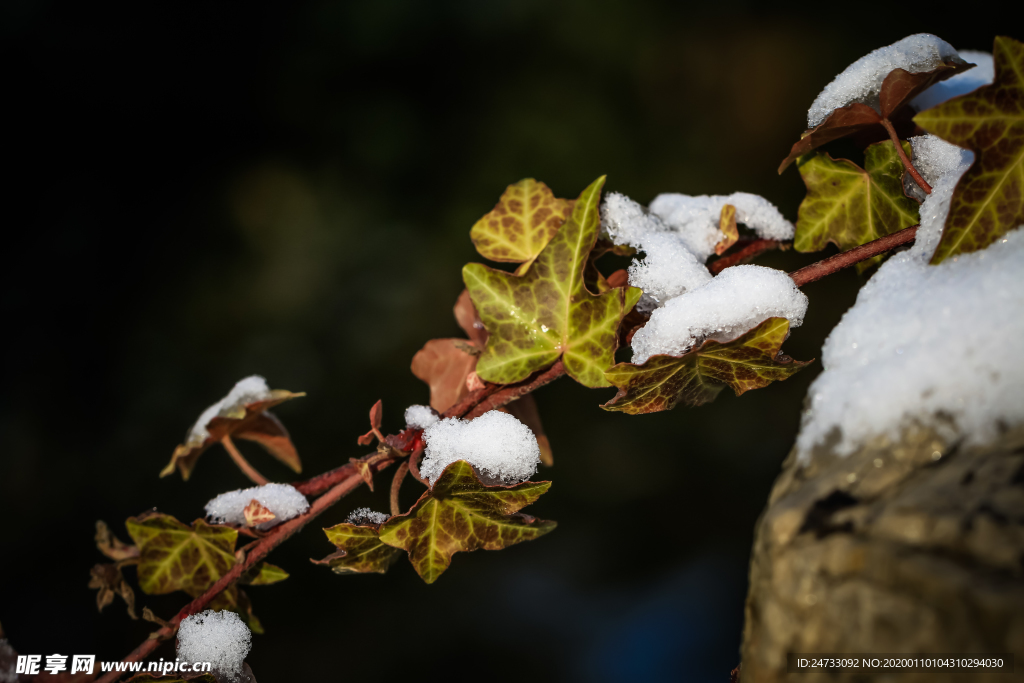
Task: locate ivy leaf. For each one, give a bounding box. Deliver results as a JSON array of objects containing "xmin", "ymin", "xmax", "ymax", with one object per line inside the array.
[
  {"xmin": 470, "ymin": 178, "xmax": 574, "ymax": 271},
  {"xmin": 602, "ymin": 318, "xmax": 810, "ymax": 414},
  {"xmin": 125, "ymin": 513, "xmax": 237, "ymax": 597},
  {"xmin": 779, "ymin": 59, "xmax": 973, "ymax": 172},
  {"xmin": 411, "ymin": 338, "xmax": 479, "ymax": 413},
  {"xmin": 915, "ymin": 36, "xmax": 1024, "ymax": 263},
  {"xmin": 464, "ymin": 176, "xmax": 643, "ymax": 388},
  {"xmin": 379, "ymin": 460, "xmax": 555, "ymax": 584},
  {"xmin": 161, "ymin": 387, "xmax": 305, "ymax": 480},
  {"xmin": 241, "ymin": 562, "xmax": 289, "ymax": 586},
  {"xmin": 795, "ymin": 140, "xmax": 920, "ymax": 268},
  {"xmin": 315, "ymin": 523, "xmax": 402, "ymax": 575},
  {"xmin": 89, "ymin": 563, "xmax": 137, "ymax": 619}
]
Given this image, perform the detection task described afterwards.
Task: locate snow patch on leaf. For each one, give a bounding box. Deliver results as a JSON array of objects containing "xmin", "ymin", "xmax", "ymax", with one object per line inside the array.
[
  {"xmin": 629, "ymin": 265, "xmax": 808, "ymax": 365},
  {"xmin": 206, "ymin": 483, "xmax": 309, "ymax": 529},
  {"xmin": 808, "ymin": 33, "xmax": 959, "ymax": 127},
  {"xmin": 188, "ymin": 375, "xmax": 274, "ymax": 446},
  {"xmin": 420, "ymin": 411, "xmax": 540, "ymax": 486},
  {"xmin": 345, "ymin": 507, "xmax": 390, "ymax": 526}
]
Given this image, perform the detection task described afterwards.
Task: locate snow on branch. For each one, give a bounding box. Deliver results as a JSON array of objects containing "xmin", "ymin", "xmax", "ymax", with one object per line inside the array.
[{"xmin": 420, "ymin": 410, "xmax": 540, "ymax": 486}]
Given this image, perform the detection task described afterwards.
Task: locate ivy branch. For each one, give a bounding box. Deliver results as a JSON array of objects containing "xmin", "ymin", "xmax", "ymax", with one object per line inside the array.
[{"xmin": 94, "ymin": 223, "xmax": 921, "ymax": 683}]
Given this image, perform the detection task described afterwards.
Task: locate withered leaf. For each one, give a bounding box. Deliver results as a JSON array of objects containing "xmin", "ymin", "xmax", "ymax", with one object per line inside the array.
[
  {"xmin": 356, "ymin": 399, "xmax": 384, "ymax": 446},
  {"xmin": 779, "ymin": 59, "xmax": 974, "ymax": 172},
  {"xmin": 125, "ymin": 513, "xmax": 237, "ymax": 597},
  {"xmin": 95, "ymin": 520, "xmax": 139, "ymax": 562},
  {"xmin": 464, "ymin": 176, "xmax": 643, "ymax": 387},
  {"xmin": 915, "ymin": 36, "xmax": 1024, "ymax": 263},
  {"xmin": 89, "ymin": 562, "xmax": 137, "ymax": 619},
  {"xmin": 379, "ymin": 460, "xmax": 555, "ymax": 584},
  {"xmin": 161, "ymin": 384, "xmax": 305, "ymax": 480},
  {"xmin": 794, "ymin": 140, "xmax": 920, "ymax": 268},
  {"xmin": 242, "ymin": 500, "xmax": 276, "ymax": 527},
  {"xmin": 715, "ymin": 204, "xmax": 739, "ymax": 255},
  {"xmin": 470, "ymin": 178, "xmax": 574, "ymax": 271},
  {"xmin": 411, "ymin": 338, "xmax": 479, "ymax": 413},
  {"xmin": 602, "ymin": 318, "xmax": 810, "ymax": 414},
  {"xmin": 315, "ymin": 523, "xmax": 402, "ymax": 575}
]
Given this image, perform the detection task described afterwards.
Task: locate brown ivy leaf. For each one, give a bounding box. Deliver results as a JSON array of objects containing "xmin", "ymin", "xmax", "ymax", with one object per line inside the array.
[
  {"xmin": 232, "ymin": 412, "xmax": 300, "ymax": 473},
  {"xmin": 779, "ymin": 59, "xmax": 974, "ymax": 172},
  {"xmin": 88, "ymin": 563, "xmax": 137, "ymax": 619},
  {"xmin": 315, "ymin": 523, "xmax": 402, "ymax": 575},
  {"xmin": 715, "ymin": 204, "xmax": 739, "ymax": 255},
  {"xmin": 504, "ymin": 394, "xmax": 553, "ymax": 466},
  {"xmin": 95, "ymin": 520, "xmax": 139, "ymax": 562},
  {"xmin": 125, "ymin": 513, "xmax": 237, "ymax": 597},
  {"xmin": 470, "ymin": 178, "xmax": 574, "ymax": 271},
  {"xmin": 356, "ymin": 399, "xmax": 385, "ymax": 446},
  {"xmin": 915, "ymin": 36, "xmax": 1024, "ymax": 263},
  {"xmin": 411, "ymin": 339, "xmax": 479, "ymax": 413},
  {"xmin": 602, "ymin": 318, "xmax": 810, "ymax": 414},
  {"xmin": 379, "ymin": 460, "xmax": 555, "ymax": 584},
  {"xmin": 454, "ymin": 288, "xmax": 489, "ymax": 348},
  {"xmin": 161, "ymin": 385, "xmax": 305, "ymax": 480},
  {"xmin": 242, "ymin": 500, "xmax": 276, "ymax": 527}
]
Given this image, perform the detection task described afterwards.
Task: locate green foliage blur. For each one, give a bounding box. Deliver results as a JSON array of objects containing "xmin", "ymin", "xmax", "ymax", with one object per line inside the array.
[{"xmin": 1, "ymin": 2, "xmax": 994, "ymax": 680}]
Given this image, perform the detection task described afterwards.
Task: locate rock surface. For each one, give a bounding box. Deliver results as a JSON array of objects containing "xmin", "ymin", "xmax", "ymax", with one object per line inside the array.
[{"xmin": 741, "ymin": 425, "xmax": 1024, "ymax": 682}]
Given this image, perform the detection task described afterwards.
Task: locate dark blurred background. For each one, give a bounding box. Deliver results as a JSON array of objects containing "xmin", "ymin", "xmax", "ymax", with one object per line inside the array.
[{"xmin": 0, "ymin": 2, "xmax": 997, "ymax": 681}]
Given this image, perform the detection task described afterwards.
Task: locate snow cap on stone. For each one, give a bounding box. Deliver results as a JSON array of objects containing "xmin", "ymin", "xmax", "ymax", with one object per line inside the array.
[
  {"xmin": 177, "ymin": 610, "xmax": 251, "ymax": 683},
  {"xmin": 205, "ymin": 482, "xmax": 309, "ymax": 530},
  {"xmin": 420, "ymin": 410, "xmax": 540, "ymax": 486}
]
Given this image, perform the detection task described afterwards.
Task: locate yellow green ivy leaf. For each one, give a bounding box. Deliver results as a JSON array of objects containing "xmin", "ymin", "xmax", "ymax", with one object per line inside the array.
[
  {"xmin": 315, "ymin": 523, "xmax": 402, "ymax": 575},
  {"xmin": 379, "ymin": 460, "xmax": 555, "ymax": 584},
  {"xmin": 241, "ymin": 562, "xmax": 290, "ymax": 586},
  {"xmin": 470, "ymin": 178, "xmax": 574, "ymax": 271},
  {"xmin": 464, "ymin": 176, "xmax": 643, "ymax": 388},
  {"xmin": 125, "ymin": 513, "xmax": 238, "ymax": 596},
  {"xmin": 915, "ymin": 36, "xmax": 1024, "ymax": 263},
  {"xmin": 602, "ymin": 318, "xmax": 810, "ymax": 414},
  {"xmin": 795, "ymin": 140, "xmax": 920, "ymax": 270}
]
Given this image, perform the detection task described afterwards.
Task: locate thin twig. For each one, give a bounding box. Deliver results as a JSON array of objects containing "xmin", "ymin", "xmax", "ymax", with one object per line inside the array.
[
  {"xmin": 790, "ymin": 225, "xmax": 918, "ymax": 287},
  {"xmin": 408, "ymin": 445, "xmax": 426, "ymax": 484},
  {"xmin": 220, "ymin": 436, "xmax": 268, "ymax": 486},
  {"xmin": 880, "ymin": 118, "xmax": 931, "ymax": 194},
  {"xmin": 390, "ymin": 462, "xmax": 409, "ymax": 516},
  {"xmin": 709, "ymin": 239, "xmax": 783, "ymax": 275}
]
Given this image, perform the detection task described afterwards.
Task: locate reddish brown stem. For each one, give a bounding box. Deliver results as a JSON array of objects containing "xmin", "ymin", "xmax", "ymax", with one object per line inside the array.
[
  {"xmin": 221, "ymin": 436, "xmax": 268, "ymax": 486},
  {"xmin": 463, "ymin": 361, "xmax": 566, "ymax": 420},
  {"xmin": 790, "ymin": 225, "xmax": 918, "ymax": 287},
  {"xmin": 408, "ymin": 446, "xmax": 426, "ymax": 484},
  {"xmin": 880, "ymin": 118, "xmax": 931, "ymax": 194},
  {"xmin": 390, "ymin": 461, "xmax": 409, "ymax": 516},
  {"xmin": 710, "ymin": 239, "xmax": 783, "ymax": 275}
]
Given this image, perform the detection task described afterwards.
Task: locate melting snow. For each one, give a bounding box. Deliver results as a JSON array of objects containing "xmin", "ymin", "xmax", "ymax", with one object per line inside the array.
[
  {"xmin": 345, "ymin": 507, "xmax": 390, "ymax": 526},
  {"xmin": 912, "ymin": 50, "xmax": 994, "ymax": 111},
  {"xmin": 188, "ymin": 376, "xmax": 274, "ymax": 445}
]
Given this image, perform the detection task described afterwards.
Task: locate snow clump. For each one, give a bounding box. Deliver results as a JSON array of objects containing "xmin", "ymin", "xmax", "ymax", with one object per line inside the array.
[
  {"xmin": 404, "ymin": 404, "xmax": 439, "ymax": 429},
  {"xmin": 188, "ymin": 375, "xmax": 274, "ymax": 445},
  {"xmin": 601, "ymin": 191, "xmax": 793, "ymax": 310},
  {"xmin": 629, "ymin": 265, "xmax": 808, "ymax": 364},
  {"xmin": 177, "ymin": 610, "xmax": 251, "ymax": 683},
  {"xmin": 420, "ymin": 410, "xmax": 540, "ymax": 486},
  {"xmin": 912, "ymin": 50, "xmax": 994, "ymax": 111},
  {"xmin": 346, "ymin": 507, "xmax": 390, "ymax": 526},
  {"xmin": 205, "ymin": 482, "xmax": 309, "ymax": 529},
  {"xmin": 796, "ymin": 132, "xmax": 1024, "ymax": 461},
  {"xmin": 807, "ymin": 34, "xmax": 960, "ymax": 127}
]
